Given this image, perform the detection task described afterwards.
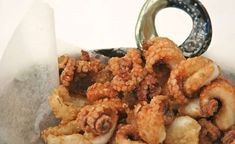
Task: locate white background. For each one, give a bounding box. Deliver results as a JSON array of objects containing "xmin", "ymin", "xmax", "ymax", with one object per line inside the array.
[{"xmin": 0, "ymin": 0, "xmax": 235, "ymax": 69}]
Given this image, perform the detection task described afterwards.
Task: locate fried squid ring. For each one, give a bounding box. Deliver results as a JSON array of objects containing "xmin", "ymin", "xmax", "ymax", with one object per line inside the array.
[
  {"xmin": 48, "ymin": 86, "xmax": 86, "ymax": 124},
  {"xmin": 198, "ymin": 119, "xmax": 221, "ymax": 144},
  {"xmin": 86, "ymin": 82, "xmax": 118, "ymax": 103},
  {"xmin": 42, "ymin": 119, "xmax": 105, "ymax": 144},
  {"xmin": 222, "ymin": 129, "xmax": 235, "ymax": 144},
  {"xmin": 115, "ymin": 124, "xmax": 146, "ymax": 144},
  {"xmin": 168, "ymin": 56, "xmax": 220, "ymax": 104},
  {"xmin": 200, "ymin": 78, "xmax": 235, "ymax": 130},
  {"xmin": 60, "ymin": 56, "xmax": 76, "ymax": 87},
  {"xmin": 46, "ymin": 134, "xmax": 91, "ymax": 144},
  {"xmin": 165, "ymin": 116, "xmax": 201, "ymax": 144},
  {"xmin": 137, "ymin": 73, "xmax": 161, "ymax": 101},
  {"xmin": 41, "ymin": 120, "xmax": 82, "ymax": 142},
  {"xmin": 134, "ymin": 96, "xmax": 167, "ymax": 144},
  {"xmin": 179, "ymin": 99, "xmax": 203, "ymax": 118},
  {"xmin": 109, "ymin": 48, "xmax": 146, "ymax": 92}
]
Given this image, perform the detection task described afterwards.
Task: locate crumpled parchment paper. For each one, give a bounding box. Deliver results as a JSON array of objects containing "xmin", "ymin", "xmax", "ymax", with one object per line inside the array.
[{"xmin": 0, "ymin": 1, "xmax": 58, "ymax": 144}]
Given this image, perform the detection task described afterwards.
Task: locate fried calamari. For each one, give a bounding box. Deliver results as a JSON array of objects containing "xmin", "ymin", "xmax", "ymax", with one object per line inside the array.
[
  {"xmin": 77, "ymin": 103, "xmax": 118, "ymax": 136},
  {"xmin": 222, "ymin": 129, "xmax": 235, "ymax": 144},
  {"xmin": 168, "ymin": 56, "xmax": 220, "ymax": 104},
  {"xmin": 134, "ymin": 96, "xmax": 167, "ymax": 144},
  {"xmin": 43, "ymin": 102, "xmax": 118, "ymax": 144},
  {"xmin": 115, "ymin": 124, "xmax": 146, "ymax": 144},
  {"xmin": 200, "ymin": 78, "xmax": 235, "ymax": 130},
  {"xmin": 144, "ymin": 40, "xmax": 185, "ymax": 74},
  {"xmin": 43, "ymin": 37, "xmax": 235, "ymax": 144},
  {"xmin": 198, "ymin": 119, "xmax": 221, "ymax": 144},
  {"xmin": 143, "ymin": 37, "xmax": 177, "ymax": 52},
  {"xmin": 48, "ymin": 85, "xmax": 87, "ymax": 124},
  {"xmin": 136, "ymin": 73, "xmax": 161, "ymax": 101},
  {"xmin": 109, "ymin": 48, "xmax": 146, "ymax": 92},
  {"xmin": 59, "ymin": 56, "xmax": 76, "ymax": 87},
  {"xmin": 87, "ymin": 82, "xmax": 118, "ymax": 103},
  {"xmin": 165, "ymin": 116, "xmax": 201, "ymax": 144},
  {"xmin": 59, "ymin": 52, "xmax": 104, "ymax": 95},
  {"xmin": 179, "ymin": 99, "xmax": 203, "ymax": 118},
  {"xmin": 95, "ymin": 66, "xmax": 113, "ymax": 83}
]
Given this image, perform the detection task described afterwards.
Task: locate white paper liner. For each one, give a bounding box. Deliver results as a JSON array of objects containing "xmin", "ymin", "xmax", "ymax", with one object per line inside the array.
[{"xmin": 0, "ymin": 1, "xmax": 58, "ymax": 144}]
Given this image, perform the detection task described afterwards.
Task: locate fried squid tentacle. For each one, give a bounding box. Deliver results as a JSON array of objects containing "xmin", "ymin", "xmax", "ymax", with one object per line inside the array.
[
  {"xmin": 79, "ymin": 50, "xmax": 91, "ymax": 61},
  {"xmin": 165, "ymin": 116, "xmax": 201, "ymax": 144},
  {"xmin": 58, "ymin": 52, "xmax": 104, "ymax": 94},
  {"xmin": 77, "ymin": 103, "xmax": 118, "ymax": 144},
  {"xmin": 109, "ymin": 49, "xmax": 146, "ymax": 92},
  {"xmin": 222, "ymin": 129, "xmax": 235, "ymax": 144},
  {"xmin": 77, "ymin": 104, "xmax": 117, "ymax": 135},
  {"xmin": 143, "ymin": 37, "xmax": 178, "ymax": 53},
  {"xmin": 145, "ymin": 43, "xmax": 185, "ymax": 74},
  {"xmin": 137, "ymin": 73, "xmax": 161, "ymax": 101},
  {"xmin": 115, "ymin": 124, "xmax": 146, "ymax": 144},
  {"xmin": 198, "ymin": 119, "xmax": 221, "ymax": 144},
  {"xmin": 143, "ymin": 38, "xmax": 185, "ymax": 95},
  {"xmin": 111, "ymin": 64, "xmax": 145, "ymax": 92},
  {"xmin": 76, "ymin": 50, "xmax": 103, "ymax": 74},
  {"xmin": 200, "ymin": 78, "xmax": 235, "ymax": 130},
  {"xmin": 134, "ymin": 96, "xmax": 167, "ymax": 144},
  {"xmin": 168, "ymin": 56, "xmax": 220, "ymax": 104},
  {"xmin": 59, "ymin": 56, "xmax": 76, "ymax": 87},
  {"xmin": 93, "ymin": 98, "xmax": 128, "ymax": 112},
  {"xmin": 95, "ymin": 66, "xmax": 113, "ymax": 83},
  {"xmin": 86, "ymin": 82, "xmax": 118, "ymax": 103},
  {"xmin": 76, "ymin": 59, "xmax": 103, "ymax": 74}
]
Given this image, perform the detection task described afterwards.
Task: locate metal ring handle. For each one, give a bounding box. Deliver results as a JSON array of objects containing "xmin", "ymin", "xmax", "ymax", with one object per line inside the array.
[{"xmin": 135, "ymin": 0, "xmax": 212, "ymax": 57}]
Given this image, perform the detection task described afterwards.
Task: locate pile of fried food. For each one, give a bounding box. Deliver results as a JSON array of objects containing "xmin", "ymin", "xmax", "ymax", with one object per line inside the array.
[{"xmin": 41, "ymin": 37, "xmax": 235, "ymax": 144}]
